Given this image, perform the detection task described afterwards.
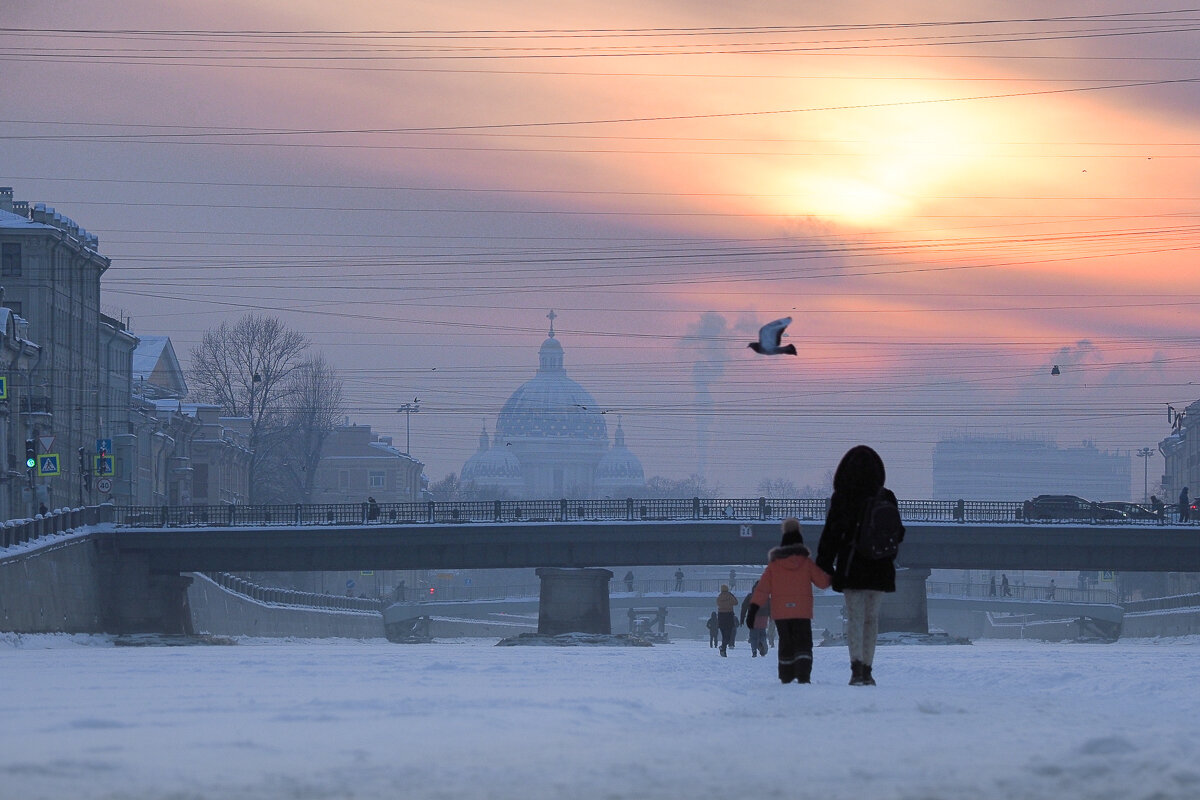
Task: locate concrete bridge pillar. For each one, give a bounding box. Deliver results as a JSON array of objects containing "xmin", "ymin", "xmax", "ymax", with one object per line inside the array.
[
  {"xmin": 879, "ymin": 567, "xmax": 931, "ymax": 634},
  {"xmin": 535, "ymin": 567, "xmax": 613, "ymax": 635}
]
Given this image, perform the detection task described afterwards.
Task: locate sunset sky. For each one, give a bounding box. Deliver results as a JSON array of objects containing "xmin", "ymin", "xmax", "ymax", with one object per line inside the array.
[{"xmin": 3, "ymin": 1, "xmax": 1199, "ymax": 497}]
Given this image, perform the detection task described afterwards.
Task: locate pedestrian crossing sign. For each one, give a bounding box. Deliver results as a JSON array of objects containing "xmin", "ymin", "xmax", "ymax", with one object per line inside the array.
[
  {"xmin": 0, "ymin": 376, "xmax": 6, "ymax": 400},
  {"xmin": 36, "ymin": 453, "xmax": 60, "ymax": 477},
  {"xmin": 94, "ymin": 455, "xmax": 114, "ymax": 477}
]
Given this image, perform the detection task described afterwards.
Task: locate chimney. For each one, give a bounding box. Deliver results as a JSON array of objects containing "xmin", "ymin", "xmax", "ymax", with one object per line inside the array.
[{"xmin": 0, "ymin": 187, "xmax": 12, "ymax": 212}]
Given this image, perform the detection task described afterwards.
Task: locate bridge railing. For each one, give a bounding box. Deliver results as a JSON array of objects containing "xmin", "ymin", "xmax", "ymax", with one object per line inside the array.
[
  {"xmin": 204, "ymin": 572, "xmax": 383, "ymax": 613},
  {"xmin": 108, "ymin": 497, "xmax": 1198, "ymax": 528},
  {"xmin": 927, "ymin": 580, "xmax": 1119, "ymax": 604}
]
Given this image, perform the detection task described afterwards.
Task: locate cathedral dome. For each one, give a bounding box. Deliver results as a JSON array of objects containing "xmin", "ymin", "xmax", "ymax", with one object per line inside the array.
[
  {"xmin": 461, "ymin": 426, "xmax": 523, "ymax": 486},
  {"xmin": 495, "ymin": 330, "xmax": 608, "ymax": 443},
  {"xmin": 595, "ymin": 419, "xmax": 645, "ymax": 493}
]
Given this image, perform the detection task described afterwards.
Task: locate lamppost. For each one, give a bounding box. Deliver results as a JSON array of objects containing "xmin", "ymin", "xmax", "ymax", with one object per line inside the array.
[
  {"xmin": 397, "ymin": 399, "xmax": 420, "ymax": 454},
  {"xmin": 1136, "ymin": 447, "xmax": 1155, "ymax": 503}
]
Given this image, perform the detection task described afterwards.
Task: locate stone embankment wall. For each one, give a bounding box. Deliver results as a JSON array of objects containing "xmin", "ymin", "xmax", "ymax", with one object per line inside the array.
[{"xmin": 0, "ymin": 533, "xmax": 110, "ymax": 632}]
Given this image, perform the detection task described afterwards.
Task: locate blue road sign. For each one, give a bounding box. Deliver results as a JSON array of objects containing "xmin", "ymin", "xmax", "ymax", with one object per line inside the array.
[
  {"xmin": 96, "ymin": 438, "xmax": 112, "ymax": 453},
  {"xmin": 0, "ymin": 376, "xmax": 7, "ymax": 400},
  {"xmin": 36, "ymin": 453, "xmax": 60, "ymax": 477},
  {"xmin": 94, "ymin": 455, "xmax": 114, "ymax": 477}
]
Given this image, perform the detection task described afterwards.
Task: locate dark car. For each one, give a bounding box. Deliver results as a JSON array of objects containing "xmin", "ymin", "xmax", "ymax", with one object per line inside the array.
[
  {"xmin": 1096, "ymin": 501, "xmax": 1158, "ymax": 521},
  {"xmin": 1023, "ymin": 494, "xmax": 1126, "ymax": 522}
]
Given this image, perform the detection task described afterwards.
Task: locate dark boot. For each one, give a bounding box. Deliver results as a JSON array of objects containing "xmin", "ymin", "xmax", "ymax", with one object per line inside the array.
[
  {"xmin": 796, "ymin": 657, "xmax": 812, "ymax": 684},
  {"xmin": 720, "ymin": 644, "xmax": 727, "ymax": 657},
  {"xmin": 861, "ymin": 664, "xmax": 875, "ymax": 686},
  {"xmin": 778, "ymin": 663, "xmax": 795, "ymax": 684},
  {"xmin": 849, "ymin": 660, "xmax": 865, "ymax": 686}
]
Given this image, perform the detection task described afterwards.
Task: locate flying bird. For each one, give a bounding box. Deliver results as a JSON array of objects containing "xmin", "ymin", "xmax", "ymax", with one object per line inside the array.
[{"xmin": 748, "ymin": 317, "xmax": 797, "ymax": 356}]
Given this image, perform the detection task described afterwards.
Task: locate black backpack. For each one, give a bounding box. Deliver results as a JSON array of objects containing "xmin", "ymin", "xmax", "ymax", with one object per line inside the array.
[{"xmin": 853, "ymin": 488, "xmax": 904, "ymax": 560}]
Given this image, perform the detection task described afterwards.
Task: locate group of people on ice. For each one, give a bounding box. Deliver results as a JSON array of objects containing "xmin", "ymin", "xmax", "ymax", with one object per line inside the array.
[{"xmin": 712, "ymin": 444, "xmax": 905, "ymax": 686}]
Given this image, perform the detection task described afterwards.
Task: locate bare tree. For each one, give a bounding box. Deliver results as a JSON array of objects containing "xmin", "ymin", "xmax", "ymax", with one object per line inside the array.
[
  {"xmin": 272, "ymin": 354, "xmax": 346, "ymax": 504},
  {"xmin": 187, "ymin": 314, "xmax": 310, "ymax": 502},
  {"xmin": 756, "ymin": 478, "xmax": 800, "ymax": 498}
]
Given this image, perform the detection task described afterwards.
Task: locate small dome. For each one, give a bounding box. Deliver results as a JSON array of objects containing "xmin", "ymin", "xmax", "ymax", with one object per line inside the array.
[
  {"xmin": 462, "ymin": 426, "xmax": 523, "ymax": 483},
  {"xmin": 595, "ymin": 420, "xmax": 645, "ymax": 492}
]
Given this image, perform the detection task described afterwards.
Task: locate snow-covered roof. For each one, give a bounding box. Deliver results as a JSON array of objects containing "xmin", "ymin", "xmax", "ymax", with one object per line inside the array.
[
  {"xmin": 133, "ymin": 335, "xmax": 187, "ymax": 398},
  {"xmin": 0, "ymin": 207, "xmax": 53, "ymax": 231}
]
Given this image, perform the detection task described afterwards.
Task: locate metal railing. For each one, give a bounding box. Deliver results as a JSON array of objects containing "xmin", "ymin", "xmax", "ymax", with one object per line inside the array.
[
  {"xmin": 108, "ymin": 497, "xmax": 1200, "ymax": 528},
  {"xmin": 203, "ymin": 572, "xmax": 383, "ymax": 613},
  {"xmin": 926, "ymin": 580, "xmax": 1119, "ymax": 605}
]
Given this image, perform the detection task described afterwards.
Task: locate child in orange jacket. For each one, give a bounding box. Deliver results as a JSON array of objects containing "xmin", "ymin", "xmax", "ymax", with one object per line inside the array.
[{"xmin": 746, "ymin": 518, "xmax": 832, "ymax": 683}]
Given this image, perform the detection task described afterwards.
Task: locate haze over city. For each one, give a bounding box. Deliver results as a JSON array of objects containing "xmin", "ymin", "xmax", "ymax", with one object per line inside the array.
[{"xmin": 4, "ymin": 1, "xmax": 1199, "ymax": 497}]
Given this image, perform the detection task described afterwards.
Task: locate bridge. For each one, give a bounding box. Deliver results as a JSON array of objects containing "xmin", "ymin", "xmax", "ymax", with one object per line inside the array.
[
  {"xmin": 3, "ymin": 500, "xmax": 1197, "ymax": 636},
  {"xmin": 104, "ymin": 499, "xmax": 1200, "ymax": 573}
]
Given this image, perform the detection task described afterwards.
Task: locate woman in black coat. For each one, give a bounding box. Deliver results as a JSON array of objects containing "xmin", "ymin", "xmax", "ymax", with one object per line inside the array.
[{"xmin": 815, "ymin": 445, "xmax": 903, "ymax": 686}]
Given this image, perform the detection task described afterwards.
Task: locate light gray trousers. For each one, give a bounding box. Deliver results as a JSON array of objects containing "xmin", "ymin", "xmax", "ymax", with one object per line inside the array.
[{"xmin": 844, "ymin": 589, "xmax": 884, "ymax": 666}]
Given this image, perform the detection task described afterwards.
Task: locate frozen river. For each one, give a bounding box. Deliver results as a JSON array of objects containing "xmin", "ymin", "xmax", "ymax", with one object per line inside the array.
[{"xmin": 2, "ymin": 633, "xmax": 1199, "ymax": 800}]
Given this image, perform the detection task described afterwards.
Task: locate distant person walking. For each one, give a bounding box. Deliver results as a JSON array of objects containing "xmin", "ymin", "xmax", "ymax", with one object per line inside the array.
[
  {"xmin": 1046, "ymin": 579, "xmax": 1056, "ymax": 600},
  {"xmin": 715, "ymin": 584, "xmax": 739, "ymax": 656},
  {"xmin": 366, "ymin": 497, "xmax": 380, "ymax": 521},
  {"xmin": 674, "ymin": 568, "xmax": 685, "ymax": 592},
  {"xmin": 1180, "ymin": 487, "xmax": 1191, "ymax": 523},
  {"xmin": 624, "ymin": 570, "xmax": 635, "ymax": 593},
  {"xmin": 1151, "ymin": 495, "xmax": 1166, "ymax": 524},
  {"xmin": 816, "ymin": 445, "xmax": 905, "ymax": 687},
  {"xmin": 746, "ymin": 519, "xmax": 831, "ymax": 683},
  {"xmin": 1001, "ymin": 574, "xmax": 1011, "ymax": 597},
  {"xmin": 740, "ymin": 581, "xmax": 770, "ymax": 657},
  {"xmin": 706, "ymin": 612, "xmax": 719, "ymax": 648},
  {"xmin": 728, "ymin": 569, "xmax": 738, "ymax": 591},
  {"xmin": 989, "ymin": 575, "xmax": 997, "ymax": 597}
]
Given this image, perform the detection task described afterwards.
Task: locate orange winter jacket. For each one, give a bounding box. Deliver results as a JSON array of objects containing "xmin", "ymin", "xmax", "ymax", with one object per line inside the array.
[{"xmin": 750, "ymin": 543, "xmax": 832, "ymax": 620}]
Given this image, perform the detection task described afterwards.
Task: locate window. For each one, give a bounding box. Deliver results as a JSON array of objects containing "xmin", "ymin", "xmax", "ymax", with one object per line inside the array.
[
  {"xmin": 1, "ymin": 243, "xmax": 20, "ymax": 277},
  {"xmin": 369, "ymin": 471, "xmax": 386, "ymax": 489},
  {"xmin": 193, "ymin": 463, "xmax": 209, "ymax": 500}
]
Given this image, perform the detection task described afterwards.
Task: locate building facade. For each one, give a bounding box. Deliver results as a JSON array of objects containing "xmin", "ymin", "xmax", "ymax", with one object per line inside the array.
[
  {"xmin": 1, "ymin": 187, "xmax": 107, "ymax": 514},
  {"xmin": 0, "ymin": 306, "xmax": 41, "ymax": 518},
  {"xmin": 312, "ymin": 424, "xmax": 425, "ymax": 504},
  {"xmin": 932, "ymin": 435, "xmax": 1132, "ymax": 501},
  {"xmin": 1159, "ymin": 399, "xmax": 1200, "ymax": 505}
]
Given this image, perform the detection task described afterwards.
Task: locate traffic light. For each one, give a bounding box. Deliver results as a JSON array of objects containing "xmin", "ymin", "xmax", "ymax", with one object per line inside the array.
[{"xmin": 24, "ymin": 439, "xmax": 35, "ymax": 469}]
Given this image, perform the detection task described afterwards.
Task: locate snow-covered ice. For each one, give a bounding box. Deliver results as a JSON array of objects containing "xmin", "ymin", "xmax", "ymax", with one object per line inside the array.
[{"xmin": 2, "ymin": 634, "xmax": 1199, "ymax": 799}]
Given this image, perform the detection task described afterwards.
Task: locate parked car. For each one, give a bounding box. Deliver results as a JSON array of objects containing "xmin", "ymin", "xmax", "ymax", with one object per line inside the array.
[
  {"xmin": 1096, "ymin": 501, "xmax": 1158, "ymax": 521},
  {"xmin": 1023, "ymin": 494, "xmax": 1126, "ymax": 521}
]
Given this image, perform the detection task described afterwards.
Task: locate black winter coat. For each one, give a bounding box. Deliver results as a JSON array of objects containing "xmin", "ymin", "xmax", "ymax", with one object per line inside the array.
[{"xmin": 814, "ymin": 445, "xmax": 903, "ymax": 593}]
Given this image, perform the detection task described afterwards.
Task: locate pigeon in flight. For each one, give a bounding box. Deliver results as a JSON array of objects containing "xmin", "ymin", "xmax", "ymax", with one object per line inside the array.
[{"xmin": 748, "ymin": 317, "xmax": 797, "ymax": 356}]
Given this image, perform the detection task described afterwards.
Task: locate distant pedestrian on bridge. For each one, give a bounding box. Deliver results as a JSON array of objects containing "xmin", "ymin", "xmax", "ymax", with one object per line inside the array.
[
  {"xmin": 1001, "ymin": 574, "xmax": 1011, "ymax": 597},
  {"xmin": 989, "ymin": 575, "xmax": 997, "ymax": 597},
  {"xmin": 746, "ymin": 519, "xmax": 830, "ymax": 682},
  {"xmin": 1180, "ymin": 488, "xmax": 1191, "ymax": 523},
  {"xmin": 715, "ymin": 584, "xmax": 738, "ymax": 656},
  {"xmin": 1046, "ymin": 579, "xmax": 1056, "ymax": 600},
  {"xmin": 624, "ymin": 570, "xmax": 635, "ymax": 593},
  {"xmin": 816, "ymin": 445, "xmax": 904, "ymax": 687},
  {"xmin": 367, "ymin": 497, "xmax": 380, "ymax": 522},
  {"xmin": 728, "ymin": 569, "xmax": 738, "ymax": 591},
  {"xmin": 1151, "ymin": 495, "xmax": 1165, "ymax": 523},
  {"xmin": 674, "ymin": 568, "xmax": 685, "ymax": 592}
]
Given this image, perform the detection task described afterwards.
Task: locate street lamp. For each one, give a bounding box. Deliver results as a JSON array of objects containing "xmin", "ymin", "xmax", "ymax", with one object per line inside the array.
[
  {"xmin": 397, "ymin": 399, "xmax": 420, "ymax": 454},
  {"xmin": 1136, "ymin": 447, "xmax": 1155, "ymax": 504}
]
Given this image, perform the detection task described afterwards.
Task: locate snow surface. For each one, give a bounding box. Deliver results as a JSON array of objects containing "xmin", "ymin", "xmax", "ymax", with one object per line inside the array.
[{"xmin": 2, "ymin": 634, "xmax": 1199, "ymax": 799}]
